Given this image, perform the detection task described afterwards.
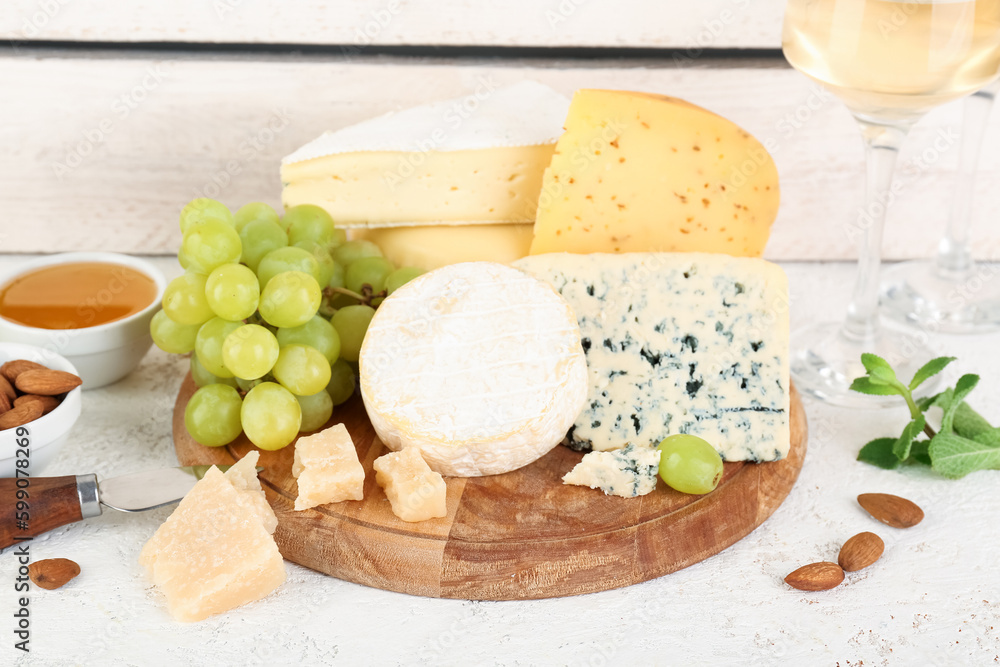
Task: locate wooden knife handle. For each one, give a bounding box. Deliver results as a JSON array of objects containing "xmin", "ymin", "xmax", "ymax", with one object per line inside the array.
[{"xmin": 0, "ymin": 476, "xmax": 90, "ymax": 551}]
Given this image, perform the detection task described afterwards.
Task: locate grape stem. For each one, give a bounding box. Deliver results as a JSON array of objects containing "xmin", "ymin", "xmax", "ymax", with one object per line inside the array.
[{"xmin": 323, "ymin": 285, "xmax": 386, "ymax": 308}]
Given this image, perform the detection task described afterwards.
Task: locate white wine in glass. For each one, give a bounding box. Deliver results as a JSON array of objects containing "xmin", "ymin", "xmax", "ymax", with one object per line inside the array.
[{"xmin": 782, "ymin": 0, "xmax": 1000, "ymax": 407}]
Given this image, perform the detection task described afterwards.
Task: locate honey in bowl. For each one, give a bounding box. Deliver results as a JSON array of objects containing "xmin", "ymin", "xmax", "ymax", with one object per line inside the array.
[{"xmin": 0, "ymin": 262, "xmax": 158, "ymax": 330}]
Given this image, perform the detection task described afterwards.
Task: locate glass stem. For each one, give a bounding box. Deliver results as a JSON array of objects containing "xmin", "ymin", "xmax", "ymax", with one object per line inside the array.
[
  {"xmin": 935, "ymin": 82, "xmax": 999, "ymax": 278},
  {"xmin": 842, "ymin": 121, "xmax": 910, "ymax": 343}
]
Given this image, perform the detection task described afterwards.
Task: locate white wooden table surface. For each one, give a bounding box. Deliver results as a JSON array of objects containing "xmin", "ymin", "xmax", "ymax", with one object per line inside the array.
[
  {"xmin": 1, "ymin": 257, "xmax": 999, "ymax": 666},
  {"xmin": 3, "ymin": 2, "xmax": 1000, "ymax": 664}
]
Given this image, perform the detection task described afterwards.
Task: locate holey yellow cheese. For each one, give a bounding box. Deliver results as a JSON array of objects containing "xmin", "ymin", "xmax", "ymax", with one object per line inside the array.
[
  {"xmin": 139, "ymin": 452, "xmax": 284, "ymax": 622},
  {"xmin": 359, "ymin": 262, "xmax": 588, "ymax": 477},
  {"xmin": 350, "ymin": 224, "xmax": 534, "ymax": 270},
  {"xmin": 530, "ymin": 89, "xmax": 780, "ymax": 257},
  {"xmin": 281, "ymin": 81, "xmax": 569, "ymax": 228}
]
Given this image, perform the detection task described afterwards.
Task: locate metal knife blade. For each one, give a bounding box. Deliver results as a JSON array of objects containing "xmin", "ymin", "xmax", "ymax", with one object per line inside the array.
[{"xmin": 96, "ymin": 465, "xmax": 257, "ymax": 513}]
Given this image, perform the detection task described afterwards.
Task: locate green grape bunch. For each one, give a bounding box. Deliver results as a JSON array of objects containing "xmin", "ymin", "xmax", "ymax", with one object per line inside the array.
[{"xmin": 151, "ymin": 198, "xmax": 426, "ymax": 451}]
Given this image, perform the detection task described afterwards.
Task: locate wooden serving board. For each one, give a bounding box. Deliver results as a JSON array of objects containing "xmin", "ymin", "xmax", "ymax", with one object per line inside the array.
[{"xmin": 174, "ymin": 376, "xmax": 807, "ymax": 600}]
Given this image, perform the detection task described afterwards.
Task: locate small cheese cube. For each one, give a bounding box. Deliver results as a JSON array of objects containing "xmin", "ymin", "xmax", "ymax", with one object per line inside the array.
[
  {"xmin": 292, "ymin": 423, "xmax": 365, "ymax": 511},
  {"xmin": 139, "ymin": 452, "xmax": 285, "ymax": 622},
  {"xmin": 373, "ymin": 447, "xmax": 447, "ymax": 522}
]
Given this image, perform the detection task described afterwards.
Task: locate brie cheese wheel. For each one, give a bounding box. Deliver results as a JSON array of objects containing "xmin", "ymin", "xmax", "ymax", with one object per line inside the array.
[{"xmin": 359, "ymin": 261, "xmax": 588, "ymax": 477}]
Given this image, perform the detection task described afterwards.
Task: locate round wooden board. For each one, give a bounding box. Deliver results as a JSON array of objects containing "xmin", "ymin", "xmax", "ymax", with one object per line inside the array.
[{"xmin": 174, "ymin": 376, "xmax": 807, "ymax": 601}]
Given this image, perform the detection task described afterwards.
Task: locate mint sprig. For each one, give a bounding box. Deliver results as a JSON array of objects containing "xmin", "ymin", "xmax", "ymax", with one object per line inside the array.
[{"xmin": 851, "ymin": 354, "xmax": 1000, "ymax": 479}]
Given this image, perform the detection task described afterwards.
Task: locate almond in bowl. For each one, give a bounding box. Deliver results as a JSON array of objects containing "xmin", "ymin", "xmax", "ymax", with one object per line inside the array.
[{"xmin": 0, "ymin": 343, "xmax": 83, "ymax": 477}]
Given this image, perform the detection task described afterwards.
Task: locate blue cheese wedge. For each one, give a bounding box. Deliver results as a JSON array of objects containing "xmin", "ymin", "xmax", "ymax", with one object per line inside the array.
[
  {"xmin": 562, "ymin": 444, "xmax": 661, "ymax": 497},
  {"xmin": 514, "ymin": 252, "xmax": 790, "ymax": 462}
]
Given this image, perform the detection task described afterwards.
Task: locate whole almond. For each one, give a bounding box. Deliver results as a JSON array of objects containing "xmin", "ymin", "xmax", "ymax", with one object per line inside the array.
[
  {"xmin": 0, "ymin": 401, "xmax": 44, "ymax": 430},
  {"xmin": 14, "ymin": 394, "xmax": 61, "ymax": 415},
  {"xmin": 0, "ymin": 374, "xmax": 15, "ymax": 401},
  {"xmin": 785, "ymin": 561, "xmax": 845, "ymax": 591},
  {"xmin": 858, "ymin": 493, "xmax": 924, "ymax": 528},
  {"xmin": 838, "ymin": 531, "xmax": 885, "ymax": 572},
  {"xmin": 28, "ymin": 558, "xmax": 80, "ymax": 590},
  {"xmin": 0, "ymin": 359, "xmax": 46, "ymax": 384},
  {"xmin": 14, "ymin": 369, "xmax": 82, "ymax": 396}
]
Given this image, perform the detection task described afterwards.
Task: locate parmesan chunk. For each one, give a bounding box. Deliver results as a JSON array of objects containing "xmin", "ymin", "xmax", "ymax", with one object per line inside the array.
[
  {"xmin": 373, "ymin": 448, "xmax": 447, "ymax": 522},
  {"xmin": 139, "ymin": 453, "xmax": 284, "ymax": 622},
  {"xmin": 292, "ymin": 423, "xmax": 365, "ymax": 511}
]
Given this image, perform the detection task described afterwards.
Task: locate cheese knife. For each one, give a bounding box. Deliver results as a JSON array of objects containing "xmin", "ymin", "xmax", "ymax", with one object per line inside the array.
[{"xmin": 0, "ymin": 465, "xmax": 256, "ymax": 551}]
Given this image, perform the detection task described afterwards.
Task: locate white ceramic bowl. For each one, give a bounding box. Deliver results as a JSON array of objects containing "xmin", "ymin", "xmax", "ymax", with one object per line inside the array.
[
  {"xmin": 0, "ymin": 342, "xmax": 83, "ymax": 477},
  {"xmin": 0, "ymin": 253, "xmax": 166, "ymax": 389}
]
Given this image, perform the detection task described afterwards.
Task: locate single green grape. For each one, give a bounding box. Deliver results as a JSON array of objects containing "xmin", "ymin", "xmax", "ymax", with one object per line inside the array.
[
  {"xmin": 296, "ymin": 390, "xmax": 334, "ymax": 432},
  {"xmin": 256, "ymin": 246, "xmax": 321, "ymax": 289},
  {"xmin": 326, "ymin": 359, "xmax": 356, "ymax": 406},
  {"xmin": 190, "ymin": 355, "xmax": 238, "ymax": 389},
  {"xmin": 284, "ymin": 204, "xmax": 336, "ymax": 246},
  {"xmin": 293, "ymin": 240, "xmax": 335, "ymax": 288},
  {"xmin": 162, "ymin": 272, "xmax": 214, "ymax": 325},
  {"xmin": 179, "ymin": 198, "xmax": 233, "ymax": 234},
  {"xmin": 330, "ymin": 304, "xmax": 375, "ymax": 363},
  {"xmin": 329, "ymin": 228, "xmax": 347, "ymax": 250},
  {"xmin": 276, "ymin": 315, "xmax": 341, "ymax": 363},
  {"xmin": 657, "ymin": 434, "xmax": 724, "ymax": 495},
  {"xmin": 345, "ymin": 256, "xmax": 395, "ymax": 295},
  {"xmin": 185, "ymin": 383, "xmax": 243, "ymax": 447},
  {"xmin": 272, "ymin": 344, "xmax": 331, "ymax": 396},
  {"xmin": 331, "ymin": 239, "xmax": 382, "ymax": 268},
  {"xmin": 241, "ymin": 382, "xmax": 302, "ymax": 450},
  {"xmin": 259, "ymin": 271, "xmax": 322, "ymax": 329},
  {"xmin": 181, "ymin": 218, "xmax": 242, "ymax": 274},
  {"xmin": 222, "ymin": 323, "xmax": 280, "ymax": 380},
  {"xmin": 205, "ymin": 263, "xmax": 260, "ymax": 321},
  {"xmin": 385, "ymin": 266, "xmax": 426, "ymax": 295},
  {"xmin": 150, "ymin": 309, "xmax": 200, "ymax": 354},
  {"xmin": 194, "ymin": 317, "xmax": 242, "ymax": 378},
  {"xmin": 328, "ymin": 261, "xmax": 346, "ymax": 290},
  {"xmin": 239, "ymin": 218, "xmax": 288, "ymax": 272},
  {"xmin": 234, "ymin": 202, "xmax": 280, "ymax": 231}
]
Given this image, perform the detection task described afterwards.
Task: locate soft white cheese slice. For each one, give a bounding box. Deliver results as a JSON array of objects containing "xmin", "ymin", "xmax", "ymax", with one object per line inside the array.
[{"xmin": 359, "ymin": 261, "xmax": 589, "ymax": 477}]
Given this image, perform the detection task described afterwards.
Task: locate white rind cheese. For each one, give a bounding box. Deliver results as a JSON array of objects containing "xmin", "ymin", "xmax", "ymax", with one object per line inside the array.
[
  {"xmin": 359, "ymin": 261, "xmax": 589, "ymax": 477},
  {"xmin": 515, "ymin": 252, "xmax": 790, "ymax": 462},
  {"xmin": 562, "ymin": 443, "xmax": 661, "ymax": 497}
]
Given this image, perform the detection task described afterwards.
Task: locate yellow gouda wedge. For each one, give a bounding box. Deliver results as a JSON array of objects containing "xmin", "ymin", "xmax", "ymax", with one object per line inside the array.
[
  {"xmin": 530, "ymin": 89, "xmax": 780, "ymax": 257},
  {"xmin": 373, "ymin": 447, "xmax": 447, "ymax": 522},
  {"xmin": 139, "ymin": 452, "xmax": 284, "ymax": 622},
  {"xmin": 292, "ymin": 423, "xmax": 365, "ymax": 511}
]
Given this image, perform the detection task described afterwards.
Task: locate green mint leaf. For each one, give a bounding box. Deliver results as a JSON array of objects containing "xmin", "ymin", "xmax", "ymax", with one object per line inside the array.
[
  {"xmin": 930, "ymin": 431, "xmax": 1000, "ymax": 479},
  {"xmin": 972, "ymin": 429, "xmax": 1000, "ymax": 448},
  {"xmin": 953, "ymin": 401, "xmax": 994, "ymax": 439},
  {"xmin": 858, "ymin": 438, "xmax": 901, "ymax": 469},
  {"xmin": 917, "ymin": 389, "xmax": 951, "ymax": 411},
  {"xmin": 850, "ymin": 377, "xmax": 904, "ymax": 397},
  {"xmin": 861, "ymin": 353, "xmax": 896, "ymax": 379},
  {"xmin": 909, "ymin": 440, "xmax": 932, "ymax": 466},
  {"xmin": 908, "ymin": 356, "xmax": 956, "ymax": 391},
  {"xmin": 893, "ymin": 415, "xmax": 926, "ymax": 461},
  {"xmin": 940, "ymin": 374, "xmax": 980, "ymax": 434}
]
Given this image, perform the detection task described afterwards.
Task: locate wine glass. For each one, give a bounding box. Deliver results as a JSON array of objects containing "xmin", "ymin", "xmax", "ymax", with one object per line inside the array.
[
  {"xmin": 881, "ymin": 78, "xmax": 1000, "ymax": 333},
  {"xmin": 782, "ymin": 0, "xmax": 1000, "ymax": 407}
]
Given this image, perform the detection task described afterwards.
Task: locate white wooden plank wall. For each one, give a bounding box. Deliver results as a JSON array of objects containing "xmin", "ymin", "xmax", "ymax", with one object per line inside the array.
[{"xmin": 1, "ymin": 0, "xmax": 785, "ymax": 49}]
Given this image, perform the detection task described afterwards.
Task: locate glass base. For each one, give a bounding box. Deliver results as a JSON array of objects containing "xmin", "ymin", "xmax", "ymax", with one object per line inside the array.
[
  {"xmin": 791, "ymin": 321, "xmax": 940, "ymax": 408},
  {"xmin": 880, "ymin": 260, "xmax": 1000, "ymax": 334}
]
